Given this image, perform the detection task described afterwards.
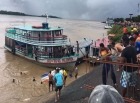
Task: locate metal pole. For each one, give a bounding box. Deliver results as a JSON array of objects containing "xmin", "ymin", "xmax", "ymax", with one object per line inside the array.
[{"xmin": 46, "ymin": 12, "xmax": 48, "ymax": 23}]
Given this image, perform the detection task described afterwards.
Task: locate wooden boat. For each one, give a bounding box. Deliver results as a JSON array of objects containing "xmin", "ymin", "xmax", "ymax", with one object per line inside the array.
[
  {"xmin": 104, "ymin": 18, "xmax": 114, "ymax": 29},
  {"xmin": 70, "ymin": 38, "xmax": 93, "ymax": 63},
  {"xmin": 89, "ymin": 37, "xmax": 109, "ymax": 63},
  {"xmin": 4, "ymin": 22, "xmax": 93, "ymax": 69},
  {"xmin": 4, "ymin": 23, "xmax": 78, "ymax": 69}
]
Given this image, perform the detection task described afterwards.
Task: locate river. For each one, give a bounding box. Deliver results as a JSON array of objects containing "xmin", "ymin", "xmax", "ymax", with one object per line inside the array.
[{"xmin": 0, "ymin": 14, "xmax": 107, "ymax": 103}]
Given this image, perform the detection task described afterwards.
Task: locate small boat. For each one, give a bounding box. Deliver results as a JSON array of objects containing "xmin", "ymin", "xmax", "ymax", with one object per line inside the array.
[
  {"xmin": 4, "ymin": 21, "xmax": 92, "ymax": 69},
  {"xmin": 104, "ymin": 18, "xmax": 114, "ymax": 29},
  {"xmin": 70, "ymin": 38, "xmax": 93, "ymax": 64},
  {"xmin": 89, "ymin": 37, "xmax": 109, "ymax": 63},
  {"xmin": 104, "ymin": 25, "xmax": 112, "ymax": 29}
]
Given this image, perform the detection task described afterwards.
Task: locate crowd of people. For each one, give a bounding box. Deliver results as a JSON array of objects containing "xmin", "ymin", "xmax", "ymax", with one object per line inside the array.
[
  {"xmin": 98, "ymin": 24, "xmax": 140, "ymax": 99},
  {"xmin": 47, "ymin": 24, "xmax": 140, "ymax": 102}
]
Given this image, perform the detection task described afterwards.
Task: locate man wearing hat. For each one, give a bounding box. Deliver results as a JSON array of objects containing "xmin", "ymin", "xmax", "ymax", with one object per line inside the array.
[{"xmin": 88, "ymin": 85, "xmax": 124, "ymax": 103}]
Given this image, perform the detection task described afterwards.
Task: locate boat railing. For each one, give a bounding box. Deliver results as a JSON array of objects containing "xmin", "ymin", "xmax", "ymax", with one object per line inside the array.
[
  {"xmin": 5, "ymin": 32, "xmax": 68, "ymax": 45},
  {"xmin": 5, "ymin": 28, "xmax": 67, "ymax": 39},
  {"xmin": 38, "ymin": 55, "xmax": 78, "ymax": 63},
  {"xmin": 14, "ymin": 45, "xmax": 78, "ymax": 60},
  {"xmin": 34, "ymin": 50, "xmax": 78, "ymax": 59}
]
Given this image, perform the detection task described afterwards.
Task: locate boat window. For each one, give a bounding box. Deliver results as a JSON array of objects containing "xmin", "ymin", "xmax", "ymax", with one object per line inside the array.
[
  {"xmin": 37, "ymin": 46, "xmax": 45, "ymax": 52},
  {"xmin": 55, "ymin": 30, "xmax": 61, "ymax": 36},
  {"xmin": 22, "ymin": 31, "xmax": 27, "ymax": 36}
]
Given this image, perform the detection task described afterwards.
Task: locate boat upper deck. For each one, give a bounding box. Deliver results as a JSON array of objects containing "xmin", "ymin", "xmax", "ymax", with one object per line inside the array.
[
  {"xmin": 14, "ymin": 26, "xmax": 63, "ymax": 31},
  {"xmin": 5, "ymin": 25, "xmax": 68, "ymax": 46}
]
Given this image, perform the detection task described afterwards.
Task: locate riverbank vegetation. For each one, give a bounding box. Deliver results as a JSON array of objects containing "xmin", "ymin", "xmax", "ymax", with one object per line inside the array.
[
  {"xmin": 0, "ymin": 10, "xmax": 61, "ymax": 19},
  {"xmin": 108, "ymin": 25, "xmax": 131, "ymax": 43},
  {"xmin": 114, "ymin": 15, "xmax": 140, "ymax": 22}
]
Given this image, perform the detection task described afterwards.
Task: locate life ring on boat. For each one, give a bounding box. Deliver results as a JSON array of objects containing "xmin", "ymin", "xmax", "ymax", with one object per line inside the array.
[{"xmin": 32, "ymin": 26, "xmax": 42, "ymax": 28}]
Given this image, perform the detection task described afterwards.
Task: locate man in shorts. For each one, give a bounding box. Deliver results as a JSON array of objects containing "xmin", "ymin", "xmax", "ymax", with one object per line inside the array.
[
  {"xmin": 75, "ymin": 66, "xmax": 78, "ymax": 79},
  {"xmin": 54, "ymin": 68, "xmax": 63, "ymax": 102},
  {"xmin": 120, "ymin": 36, "xmax": 137, "ymax": 97},
  {"xmin": 48, "ymin": 71, "xmax": 53, "ymax": 92}
]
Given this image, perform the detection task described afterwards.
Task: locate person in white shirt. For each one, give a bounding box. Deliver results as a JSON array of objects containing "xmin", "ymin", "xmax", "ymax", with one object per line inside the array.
[
  {"xmin": 75, "ymin": 66, "xmax": 78, "ymax": 79},
  {"xmin": 73, "ymin": 46, "xmax": 75, "ymax": 55}
]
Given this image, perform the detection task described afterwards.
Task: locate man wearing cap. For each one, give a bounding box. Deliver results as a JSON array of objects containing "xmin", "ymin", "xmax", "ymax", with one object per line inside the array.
[
  {"xmin": 88, "ymin": 85, "xmax": 124, "ymax": 103},
  {"xmin": 53, "ymin": 68, "xmax": 63, "ymax": 102}
]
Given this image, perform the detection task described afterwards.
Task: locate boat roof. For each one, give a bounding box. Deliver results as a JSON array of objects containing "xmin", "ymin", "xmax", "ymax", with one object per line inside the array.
[
  {"xmin": 70, "ymin": 38, "xmax": 93, "ymax": 48},
  {"xmin": 14, "ymin": 26, "xmax": 63, "ymax": 31}
]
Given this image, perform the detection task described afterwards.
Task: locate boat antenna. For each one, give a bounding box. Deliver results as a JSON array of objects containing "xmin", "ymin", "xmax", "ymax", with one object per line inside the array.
[
  {"xmin": 22, "ymin": 19, "xmax": 26, "ymax": 27},
  {"xmin": 46, "ymin": 12, "xmax": 48, "ymax": 23}
]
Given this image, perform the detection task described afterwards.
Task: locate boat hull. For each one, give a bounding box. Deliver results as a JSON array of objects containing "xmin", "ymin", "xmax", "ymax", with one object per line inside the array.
[{"xmin": 4, "ymin": 45, "xmax": 77, "ymax": 70}]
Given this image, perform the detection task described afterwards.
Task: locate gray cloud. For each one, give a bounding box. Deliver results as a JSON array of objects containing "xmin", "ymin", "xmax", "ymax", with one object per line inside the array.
[{"xmin": 0, "ymin": 0, "xmax": 139, "ymax": 21}]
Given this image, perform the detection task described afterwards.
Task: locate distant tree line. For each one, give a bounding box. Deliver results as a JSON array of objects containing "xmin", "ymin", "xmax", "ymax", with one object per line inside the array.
[
  {"xmin": 128, "ymin": 15, "xmax": 140, "ymax": 22},
  {"xmin": 114, "ymin": 18, "xmax": 124, "ymax": 22},
  {"xmin": 114, "ymin": 15, "xmax": 140, "ymax": 22},
  {"xmin": 0, "ymin": 10, "xmax": 25, "ymax": 16},
  {"xmin": 41, "ymin": 15, "xmax": 61, "ymax": 19},
  {"xmin": 0, "ymin": 10, "xmax": 61, "ymax": 19}
]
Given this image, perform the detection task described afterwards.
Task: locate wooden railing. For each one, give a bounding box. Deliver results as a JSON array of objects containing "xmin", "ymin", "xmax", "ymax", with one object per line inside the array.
[{"xmin": 5, "ymin": 33, "xmax": 68, "ymax": 46}]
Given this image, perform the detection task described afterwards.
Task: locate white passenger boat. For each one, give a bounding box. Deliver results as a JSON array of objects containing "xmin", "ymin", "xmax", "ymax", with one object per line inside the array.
[{"xmin": 4, "ymin": 20, "xmax": 93, "ymax": 69}]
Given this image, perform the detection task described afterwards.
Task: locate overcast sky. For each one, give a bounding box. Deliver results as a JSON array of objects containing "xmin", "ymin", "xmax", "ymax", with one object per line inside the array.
[{"xmin": 0, "ymin": 0, "xmax": 140, "ymax": 21}]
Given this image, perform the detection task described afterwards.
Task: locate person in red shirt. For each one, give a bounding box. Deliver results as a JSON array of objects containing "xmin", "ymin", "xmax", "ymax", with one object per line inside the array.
[{"xmin": 123, "ymin": 25, "xmax": 128, "ymax": 35}]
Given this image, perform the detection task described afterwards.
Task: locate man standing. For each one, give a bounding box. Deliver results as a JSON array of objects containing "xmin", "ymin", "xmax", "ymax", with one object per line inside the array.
[
  {"xmin": 48, "ymin": 71, "xmax": 53, "ymax": 92},
  {"xmin": 76, "ymin": 41, "xmax": 79, "ymax": 54},
  {"xmin": 38, "ymin": 32, "xmax": 40, "ymax": 41},
  {"xmin": 72, "ymin": 46, "xmax": 75, "ymax": 55},
  {"xmin": 75, "ymin": 66, "xmax": 78, "ymax": 79},
  {"xmin": 47, "ymin": 47, "xmax": 52, "ymax": 58},
  {"xmin": 111, "ymin": 42, "xmax": 124, "ymax": 56},
  {"xmin": 111, "ymin": 42, "xmax": 125, "ymax": 71},
  {"xmin": 54, "ymin": 68, "xmax": 63, "ymax": 102},
  {"xmin": 129, "ymin": 37, "xmax": 135, "ymax": 47},
  {"xmin": 123, "ymin": 25, "xmax": 128, "ymax": 36},
  {"xmin": 63, "ymin": 69, "xmax": 67, "ymax": 87},
  {"xmin": 120, "ymin": 37, "xmax": 137, "ymax": 97},
  {"xmin": 133, "ymin": 32, "xmax": 140, "ymax": 54},
  {"xmin": 99, "ymin": 43, "xmax": 117, "ymax": 86}
]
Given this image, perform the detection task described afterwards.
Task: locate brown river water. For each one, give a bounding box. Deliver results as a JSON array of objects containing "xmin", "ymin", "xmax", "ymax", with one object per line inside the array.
[{"xmin": 0, "ymin": 14, "xmax": 107, "ymax": 103}]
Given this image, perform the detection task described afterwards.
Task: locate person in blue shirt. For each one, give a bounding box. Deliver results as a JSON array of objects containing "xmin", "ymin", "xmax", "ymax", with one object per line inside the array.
[{"xmin": 54, "ymin": 68, "xmax": 63, "ymax": 102}]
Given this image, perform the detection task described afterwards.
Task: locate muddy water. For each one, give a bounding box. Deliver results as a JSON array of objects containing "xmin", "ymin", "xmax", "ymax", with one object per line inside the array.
[{"xmin": 0, "ymin": 14, "xmax": 107, "ymax": 103}]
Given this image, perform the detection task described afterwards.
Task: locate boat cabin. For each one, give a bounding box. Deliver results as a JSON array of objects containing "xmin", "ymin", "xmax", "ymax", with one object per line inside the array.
[{"xmin": 5, "ymin": 23, "xmax": 74, "ymax": 60}]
